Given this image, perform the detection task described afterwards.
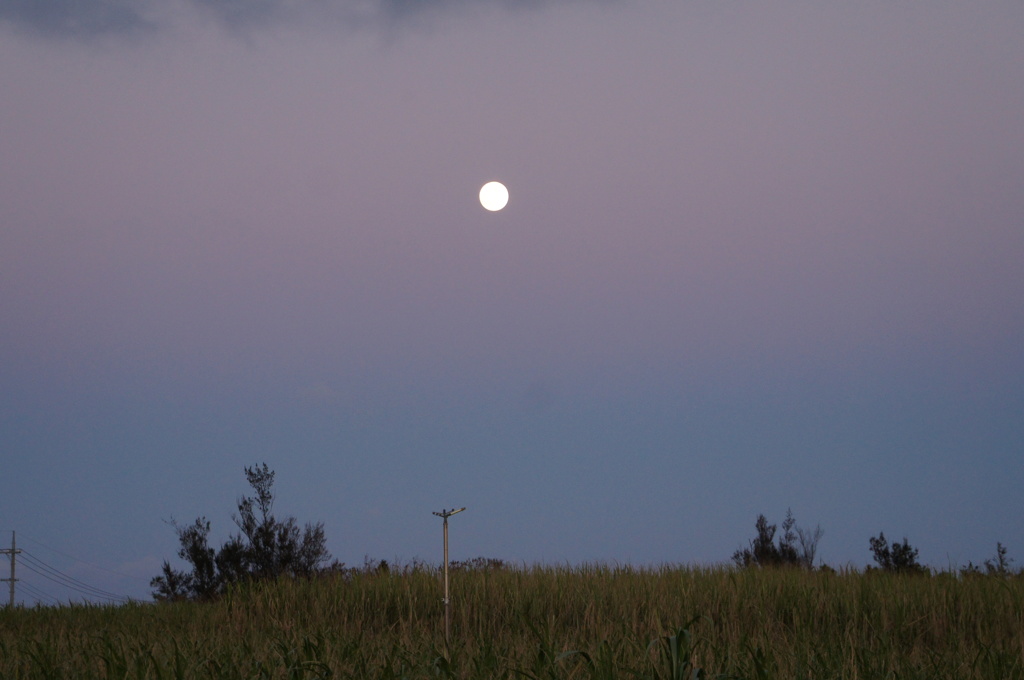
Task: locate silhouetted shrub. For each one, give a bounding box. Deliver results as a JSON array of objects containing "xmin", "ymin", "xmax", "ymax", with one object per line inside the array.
[
  {"xmin": 733, "ymin": 510, "xmax": 822, "ymax": 569},
  {"xmin": 450, "ymin": 556, "xmax": 506, "ymax": 571},
  {"xmin": 868, "ymin": 532, "xmax": 927, "ymax": 575},
  {"xmin": 961, "ymin": 542, "xmax": 1017, "ymax": 578},
  {"xmin": 151, "ymin": 464, "xmax": 331, "ymax": 601}
]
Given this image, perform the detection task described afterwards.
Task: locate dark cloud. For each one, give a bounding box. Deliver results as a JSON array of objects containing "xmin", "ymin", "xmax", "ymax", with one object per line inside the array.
[
  {"xmin": 189, "ymin": 0, "xmax": 299, "ymax": 27},
  {"xmin": 0, "ymin": 0, "xmax": 150, "ymax": 37},
  {"xmin": 379, "ymin": 0, "xmax": 549, "ymax": 18},
  {"xmin": 0, "ymin": 0, "xmax": 568, "ymax": 38}
]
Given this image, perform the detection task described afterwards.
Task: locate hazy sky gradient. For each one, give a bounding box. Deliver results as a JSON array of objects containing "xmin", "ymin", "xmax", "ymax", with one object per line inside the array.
[{"xmin": 2, "ymin": 0, "xmax": 1022, "ymax": 603}]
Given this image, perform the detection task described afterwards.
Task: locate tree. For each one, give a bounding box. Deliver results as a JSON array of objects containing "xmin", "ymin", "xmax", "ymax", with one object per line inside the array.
[
  {"xmin": 868, "ymin": 532, "xmax": 926, "ymax": 575},
  {"xmin": 985, "ymin": 542, "xmax": 1014, "ymax": 576},
  {"xmin": 961, "ymin": 542, "xmax": 1016, "ymax": 577},
  {"xmin": 733, "ymin": 509, "xmax": 820, "ymax": 569},
  {"xmin": 150, "ymin": 560, "xmax": 192, "ymax": 602},
  {"xmin": 151, "ymin": 464, "xmax": 332, "ymax": 601},
  {"xmin": 796, "ymin": 524, "xmax": 825, "ymax": 570}
]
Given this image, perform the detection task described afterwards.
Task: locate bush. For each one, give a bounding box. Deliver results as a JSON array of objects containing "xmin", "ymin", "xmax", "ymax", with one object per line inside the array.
[
  {"xmin": 960, "ymin": 542, "xmax": 1017, "ymax": 578},
  {"xmin": 868, "ymin": 532, "xmax": 927, "ymax": 575},
  {"xmin": 151, "ymin": 464, "xmax": 332, "ymax": 601},
  {"xmin": 733, "ymin": 509, "xmax": 823, "ymax": 569}
]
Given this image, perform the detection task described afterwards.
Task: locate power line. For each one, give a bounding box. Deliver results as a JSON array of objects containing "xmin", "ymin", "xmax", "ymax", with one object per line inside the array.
[
  {"xmin": 17, "ymin": 581, "xmax": 60, "ymax": 607},
  {"xmin": 19, "ymin": 551, "xmax": 131, "ymax": 602},
  {"xmin": 18, "ymin": 559, "xmax": 121, "ymax": 603},
  {"xmin": 19, "ymin": 551, "xmax": 131, "ymax": 603},
  {"xmin": 19, "ymin": 560, "xmax": 129, "ymax": 604},
  {"xmin": 1, "ymin": 531, "xmax": 144, "ymax": 606},
  {"xmin": 16, "ymin": 533, "xmax": 144, "ymax": 581}
]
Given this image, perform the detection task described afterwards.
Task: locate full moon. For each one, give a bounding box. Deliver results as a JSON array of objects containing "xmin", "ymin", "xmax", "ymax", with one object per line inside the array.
[{"xmin": 479, "ymin": 181, "xmax": 509, "ymax": 211}]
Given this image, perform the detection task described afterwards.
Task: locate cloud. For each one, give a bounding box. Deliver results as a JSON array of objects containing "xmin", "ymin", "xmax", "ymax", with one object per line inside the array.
[
  {"xmin": 0, "ymin": 0, "xmax": 151, "ymax": 37},
  {"xmin": 0, "ymin": 0, "xmax": 574, "ymax": 38}
]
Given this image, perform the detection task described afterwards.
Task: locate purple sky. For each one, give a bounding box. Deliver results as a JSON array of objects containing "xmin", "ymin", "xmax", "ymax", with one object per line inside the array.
[{"xmin": 2, "ymin": 0, "xmax": 1023, "ymax": 604}]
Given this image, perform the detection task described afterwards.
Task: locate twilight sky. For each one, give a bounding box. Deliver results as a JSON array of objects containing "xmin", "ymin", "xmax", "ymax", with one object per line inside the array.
[{"xmin": 1, "ymin": 0, "xmax": 1022, "ymax": 604}]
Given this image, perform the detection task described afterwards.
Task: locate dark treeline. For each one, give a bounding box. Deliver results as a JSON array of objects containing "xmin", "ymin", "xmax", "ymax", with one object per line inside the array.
[
  {"xmin": 732, "ymin": 509, "xmax": 1019, "ymax": 577},
  {"xmin": 151, "ymin": 468, "xmax": 1022, "ymax": 603}
]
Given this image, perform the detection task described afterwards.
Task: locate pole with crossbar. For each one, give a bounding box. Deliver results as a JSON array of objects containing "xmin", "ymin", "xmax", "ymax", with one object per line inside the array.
[
  {"xmin": 0, "ymin": 532, "xmax": 20, "ymax": 608},
  {"xmin": 432, "ymin": 507, "xmax": 465, "ymax": 643}
]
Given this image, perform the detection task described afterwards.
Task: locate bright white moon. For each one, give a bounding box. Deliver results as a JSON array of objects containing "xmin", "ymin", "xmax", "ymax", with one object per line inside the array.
[{"xmin": 479, "ymin": 181, "xmax": 509, "ymax": 211}]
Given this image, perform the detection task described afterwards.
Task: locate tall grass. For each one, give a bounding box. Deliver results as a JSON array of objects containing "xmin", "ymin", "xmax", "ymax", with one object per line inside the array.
[{"xmin": 1, "ymin": 564, "xmax": 1021, "ymax": 679}]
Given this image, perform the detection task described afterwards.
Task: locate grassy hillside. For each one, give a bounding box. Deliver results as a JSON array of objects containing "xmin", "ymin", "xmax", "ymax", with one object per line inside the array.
[{"xmin": 1, "ymin": 564, "xmax": 1022, "ymax": 679}]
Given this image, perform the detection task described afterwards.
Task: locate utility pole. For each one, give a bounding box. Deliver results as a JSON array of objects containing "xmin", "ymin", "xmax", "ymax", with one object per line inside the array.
[
  {"xmin": 0, "ymin": 531, "xmax": 20, "ymax": 608},
  {"xmin": 431, "ymin": 507, "xmax": 465, "ymax": 644}
]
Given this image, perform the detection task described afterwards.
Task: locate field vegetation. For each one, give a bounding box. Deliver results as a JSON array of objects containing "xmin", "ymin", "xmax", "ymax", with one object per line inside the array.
[{"xmin": 2, "ymin": 561, "xmax": 1023, "ymax": 679}]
